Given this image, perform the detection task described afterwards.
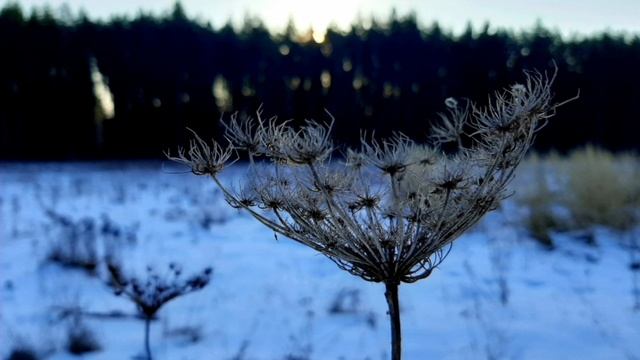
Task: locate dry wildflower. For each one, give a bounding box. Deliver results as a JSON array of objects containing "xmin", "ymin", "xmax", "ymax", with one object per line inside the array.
[
  {"xmin": 222, "ymin": 111, "xmax": 263, "ymax": 154},
  {"xmin": 430, "ymin": 98, "xmax": 469, "ymax": 147},
  {"xmin": 165, "ymin": 129, "xmax": 235, "ymax": 176},
  {"xmin": 281, "ymin": 120, "xmax": 334, "ymax": 165},
  {"xmin": 107, "ymin": 262, "xmax": 211, "ymax": 360},
  {"xmin": 360, "ymin": 132, "xmax": 414, "ymax": 175},
  {"xmin": 170, "ymin": 69, "xmax": 571, "ymax": 360}
]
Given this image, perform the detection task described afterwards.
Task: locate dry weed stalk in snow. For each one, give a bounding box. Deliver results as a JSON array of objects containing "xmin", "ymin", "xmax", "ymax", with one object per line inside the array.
[
  {"xmin": 107, "ymin": 263, "xmax": 212, "ymax": 360},
  {"xmin": 169, "ymin": 70, "xmax": 567, "ymax": 360}
]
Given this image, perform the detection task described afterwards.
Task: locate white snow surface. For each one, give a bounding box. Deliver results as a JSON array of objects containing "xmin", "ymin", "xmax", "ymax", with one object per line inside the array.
[{"xmin": 0, "ymin": 162, "xmax": 639, "ymax": 360}]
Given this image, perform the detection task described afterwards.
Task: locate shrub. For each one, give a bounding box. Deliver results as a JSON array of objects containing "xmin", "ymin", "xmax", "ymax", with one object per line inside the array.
[{"xmin": 563, "ymin": 146, "xmax": 640, "ymax": 231}]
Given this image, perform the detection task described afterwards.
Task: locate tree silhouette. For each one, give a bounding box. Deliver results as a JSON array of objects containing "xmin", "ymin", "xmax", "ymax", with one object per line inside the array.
[{"xmin": 0, "ymin": 2, "xmax": 638, "ymax": 160}]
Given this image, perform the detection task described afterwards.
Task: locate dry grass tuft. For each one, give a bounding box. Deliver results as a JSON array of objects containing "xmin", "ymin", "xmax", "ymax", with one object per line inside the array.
[{"xmin": 563, "ymin": 146, "xmax": 640, "ymax": 231}]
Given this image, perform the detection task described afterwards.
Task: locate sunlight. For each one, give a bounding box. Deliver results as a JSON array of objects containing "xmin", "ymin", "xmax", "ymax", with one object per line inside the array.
[
  {"xmin": 312, "ymin": 28, "xmax": 325, "ymax": 43},
  {"xmin": 261, "ymin": 0, "xmax": 365, "ymax": 38}
]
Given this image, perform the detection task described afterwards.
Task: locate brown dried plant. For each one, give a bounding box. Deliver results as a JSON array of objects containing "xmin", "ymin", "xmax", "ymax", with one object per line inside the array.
[{"xmin": 168, "ymin": 70, "xmax": 569, "ymax": 359}]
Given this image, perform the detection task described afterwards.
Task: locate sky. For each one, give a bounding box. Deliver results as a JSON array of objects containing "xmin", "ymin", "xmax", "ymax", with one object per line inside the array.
[{"xmin": 4, "ymin": 0, "xmax": 640, "ymax": 38}]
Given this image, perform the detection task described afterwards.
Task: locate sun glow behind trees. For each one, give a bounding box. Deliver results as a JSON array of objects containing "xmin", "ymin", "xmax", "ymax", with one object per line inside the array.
[
  {"xmin": 256, "ymin": 0, "xmax": 367, "ymax": 42},
  {"xmin": 2, "ymin": 0, "xmax": 640, "ymax": 160},
  {"xmin": 7, "ymin": 0, "xmax": 640, "ymax": 38}
]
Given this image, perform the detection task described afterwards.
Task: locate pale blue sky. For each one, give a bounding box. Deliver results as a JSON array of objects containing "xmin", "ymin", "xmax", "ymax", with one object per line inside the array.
[{"xmin": 4, "ymin": 0, "xmax": 640, "ymax": 37}]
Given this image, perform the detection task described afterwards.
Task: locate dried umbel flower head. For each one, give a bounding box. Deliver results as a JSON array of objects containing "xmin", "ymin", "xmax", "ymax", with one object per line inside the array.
[
  {"xmin": 165, "ymin": 129, "xmax": 235, "ymax": 176},
  {"xmin": 107, "ymin": 262, "xmax": 212, "ymax": 318},
  {"xmin": 170, "ymin": 69, "xmax": 572, "ymax": 360},
  {"xmin": 431, "ymin": 99, "xmax": 469, "ymax": 147},
  {"xmin": 107, "ymin": 262, "xmax": 212, "ymax": 360}
]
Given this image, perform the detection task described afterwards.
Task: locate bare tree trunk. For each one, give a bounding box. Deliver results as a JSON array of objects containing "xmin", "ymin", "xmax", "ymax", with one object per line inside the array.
[
  {"xmin": 385, "ymin": 281, "xmax": 402, "ymax": 360},
  {"xmin": 144, "ymin": 317, "xmax": 152, "ymax": 360}
]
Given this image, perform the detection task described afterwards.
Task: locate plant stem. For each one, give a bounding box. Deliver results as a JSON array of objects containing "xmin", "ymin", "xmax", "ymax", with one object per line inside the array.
[
  {"xmin": 385, "ymin": 280, "xmax": 402, "ymax": 360},
  {"xmin": 144, "ymin": 317, "xmax": 152, "ymax": 360},
  {"xmin": 630, "ymin": 233, "xmax": 640, "ymax": 311}
]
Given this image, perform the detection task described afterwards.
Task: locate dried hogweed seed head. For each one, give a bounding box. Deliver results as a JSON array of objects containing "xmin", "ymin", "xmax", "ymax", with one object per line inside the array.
[
  {"xmin": 106, "ymin": 262, "xmax": 212, "ymax": 318},
  {"xmin": 360, "ymin": 132, "xmax": 414, "ymax": 176},
  {"xmin": 280, "ymin": 117, "xmax": 334, "ymax": 165},
  {"xmin": 165, "ymin": 129, "xmax": 235, "ymax": 176},
  {"xmin": 171, "ymin": 69, "xmax": 569, "ymax": 285},
  {"xmin": 222, "ymin": 111, "xmax": 263, "ymax": 155},
  {"xmin": 430, "ymin": 99, "xmax": 469, "ymax": 147}
]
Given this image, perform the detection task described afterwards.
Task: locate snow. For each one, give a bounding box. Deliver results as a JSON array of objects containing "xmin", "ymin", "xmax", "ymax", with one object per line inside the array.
[{"xmin": 1, "ymin": 162, "xmax": 639, "ymax": 360}]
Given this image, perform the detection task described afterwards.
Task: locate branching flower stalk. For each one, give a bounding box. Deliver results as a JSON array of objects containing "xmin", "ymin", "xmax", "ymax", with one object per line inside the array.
[
  {"xmin": 107, "ymin": 263, "xmax": 212, "ymax": 360},
  {"xmin": 168, "ymin": 70, "xmax": 569, "ymax": 360}
]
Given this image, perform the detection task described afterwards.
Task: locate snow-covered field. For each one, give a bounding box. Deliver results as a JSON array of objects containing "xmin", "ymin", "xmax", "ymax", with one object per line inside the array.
[{"xmin": 1, "ymin": 162, "xmax": 639, "ymax": 360}]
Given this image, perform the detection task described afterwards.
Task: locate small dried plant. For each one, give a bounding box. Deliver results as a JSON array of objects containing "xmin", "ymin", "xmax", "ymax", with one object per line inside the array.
[
  {"xmin": 44, "ymin": 209, "xmax": 99, "ymax": 273},
  {"xmin": 168, "ymin": 70, "xmax": 568, "ymax": 359},
  {"xmin": 65, "ymin": 314, "xmax": 101, "ymax": 355},
  {"xmin": 107, "ymin": 262, "xmax": 212, "ymax": 360},
  {"xmin": 516, "ymin": 154, "xmax": 562, "ymax": 248}
]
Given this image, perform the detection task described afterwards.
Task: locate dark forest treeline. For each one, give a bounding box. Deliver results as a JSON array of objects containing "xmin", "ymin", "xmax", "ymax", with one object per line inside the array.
[{"xmin": 1, "ymin": 3, "xmax": 639, "ymax": 160}]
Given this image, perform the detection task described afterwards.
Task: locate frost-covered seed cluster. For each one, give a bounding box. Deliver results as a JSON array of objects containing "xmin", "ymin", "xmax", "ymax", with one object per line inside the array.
[{"xmin": 170, "ymin": 70, "xmax": 560, "ymax": 285}]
